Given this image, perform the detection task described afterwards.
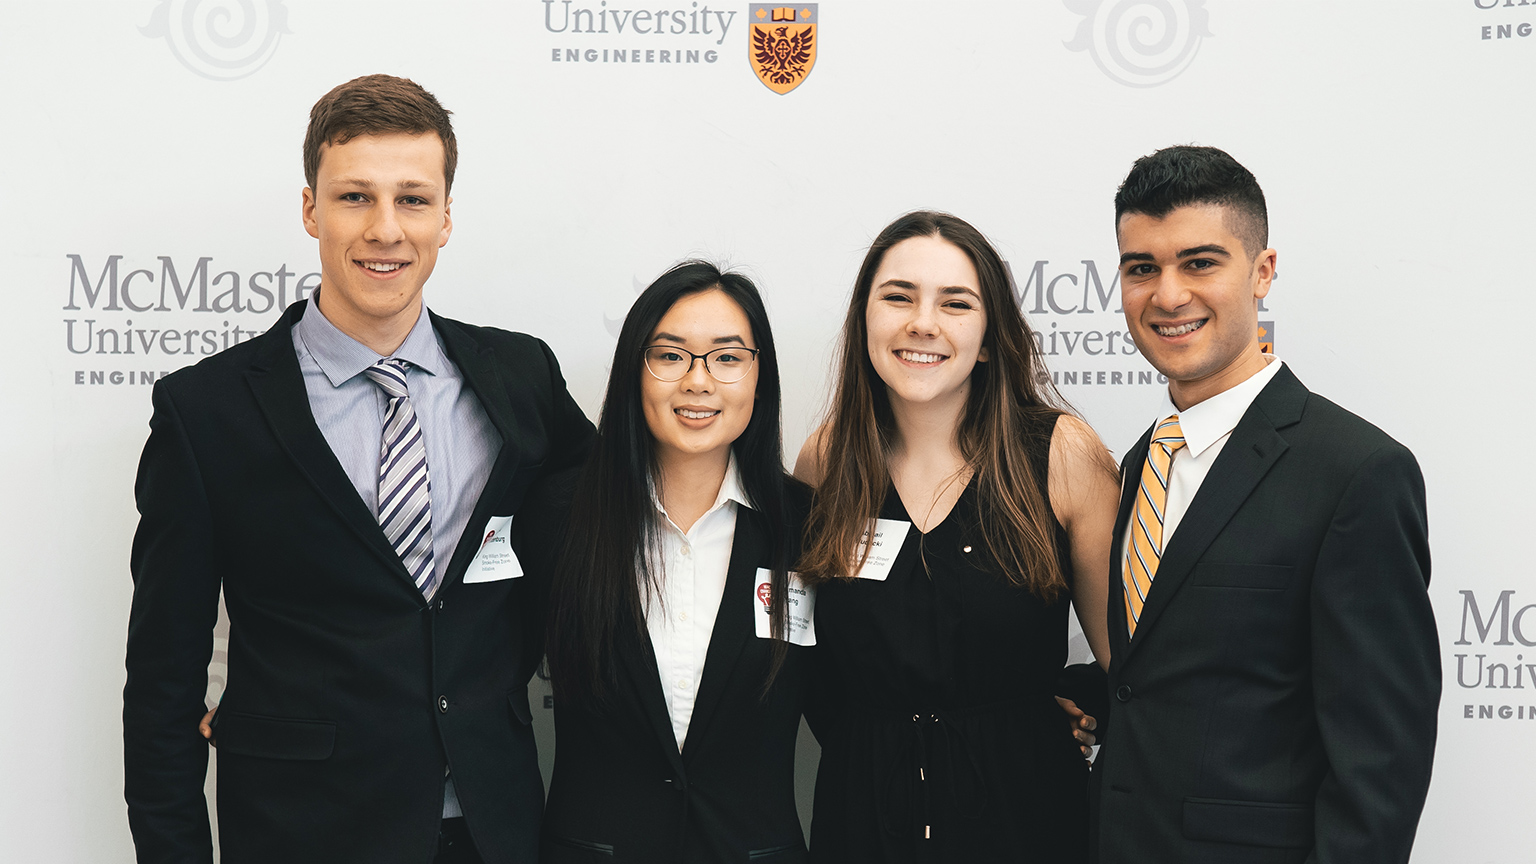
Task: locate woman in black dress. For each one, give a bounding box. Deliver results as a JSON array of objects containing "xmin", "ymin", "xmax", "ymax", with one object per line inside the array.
[
  {"xmin": 795, "ymin": 212, "xmax": 1120, "ymax": 861},
  {"xmin": 542, "ymin": 262, "xmax": 814, "ymax": 863}
]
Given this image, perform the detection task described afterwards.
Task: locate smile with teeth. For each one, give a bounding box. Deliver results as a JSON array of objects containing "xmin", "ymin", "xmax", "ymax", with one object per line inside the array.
[
  {"xmin": 359, "ymin": 261, "xmax": 405, "ymax": 272},
  {"xmin": 1153, "ymin": 320, "xmax": 1206, "ymax": 337},
  {"xmin": 896, "ymin": 349, "xmax": 945, "ymax": 364},
  {"xmin": 676, "ymin": 408, "xmax": 720, "ymax": 420}
]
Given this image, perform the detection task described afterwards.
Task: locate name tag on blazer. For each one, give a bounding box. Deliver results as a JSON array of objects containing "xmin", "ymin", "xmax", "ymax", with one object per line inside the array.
[
  {"xmin": 464, "ymin": 514, "xmax": 524, "ymax": 583},
  {"xmin": 754, "ymin": 569, "xmax": 816, "ymax": 646},
  {"xmin": 851, "ymin": 518, "xmax": 910, "ymax": 581}
]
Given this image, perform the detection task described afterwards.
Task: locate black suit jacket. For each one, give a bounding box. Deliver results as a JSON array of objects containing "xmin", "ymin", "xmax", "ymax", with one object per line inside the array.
[
  {"xmin": 540, "ymin": 488, "xmax": 813, "ymax": 863},
  {"xmin": 124, "ymin": 299, "xmax": 594, "ymax": 864},
  {"xmin": 1090, "ymin": 366, "xmax": 1439, "ymax": 864}
]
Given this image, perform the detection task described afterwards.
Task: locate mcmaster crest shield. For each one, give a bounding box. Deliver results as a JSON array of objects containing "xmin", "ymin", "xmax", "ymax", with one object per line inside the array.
[{"xmin": 749, "ymin": 5, "xmax": 817, "ymax": 94}]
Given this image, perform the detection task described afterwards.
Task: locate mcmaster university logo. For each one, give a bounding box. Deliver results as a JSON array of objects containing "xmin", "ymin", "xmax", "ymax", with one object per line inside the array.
[
  {"xmin": 1453, "ymin": 589, "xmax": 1536, "ymax": 722},
  {"xmin": 749, "ymin": 5, "xmax": 817, "ymax": 94}
]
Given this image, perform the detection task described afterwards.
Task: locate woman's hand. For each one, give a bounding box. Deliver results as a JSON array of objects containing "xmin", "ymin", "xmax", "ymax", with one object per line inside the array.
[
  {"xmin": 1055, "ymin": 696, "xmax": 1097, "ymax": 758},
  {"xmin": 200, "ymin": 706, "xmax": 217, "ymax": 743}
]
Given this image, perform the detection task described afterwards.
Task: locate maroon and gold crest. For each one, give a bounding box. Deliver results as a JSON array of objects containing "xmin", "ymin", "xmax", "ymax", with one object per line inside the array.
[{"xmin": 749, "ymin": 5, "xmax": 817, "ymax": 94}]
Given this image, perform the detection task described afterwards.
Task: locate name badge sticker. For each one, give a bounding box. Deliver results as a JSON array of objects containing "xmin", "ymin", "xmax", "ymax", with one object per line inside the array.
[
  {"xmin": 753, "ymin": 569, "xmax": 816, "ymax": 646},
  {"xmin": 851, "ymin": 518, "xmax": 910, "ymax": 581},
  {"xmin": 463, "ymin": 514, "xmax": 524, "ymax": 583}
]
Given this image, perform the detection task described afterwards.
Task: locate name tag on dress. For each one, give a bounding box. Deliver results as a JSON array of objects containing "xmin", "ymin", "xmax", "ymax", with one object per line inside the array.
[
  {"xmin": 463, "ymin": 515, "xmax": 524, "ymax": 583},
  {"xmin": 754, "ymin": 569, "xmax": 816, "ymax": 646},
  {"xmin": 850, "ymin": 518, "xmax": 910, "ymax": 581}
]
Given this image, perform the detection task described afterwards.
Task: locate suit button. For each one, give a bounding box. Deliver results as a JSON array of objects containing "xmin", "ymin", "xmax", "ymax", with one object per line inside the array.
[
  {"xmin": 438, "ymin": 696, "xmax": 449, "ymax": 713},
  {"xmin": 1116, "ymin": 685, "xmax": 1133, "ymax": 702}
]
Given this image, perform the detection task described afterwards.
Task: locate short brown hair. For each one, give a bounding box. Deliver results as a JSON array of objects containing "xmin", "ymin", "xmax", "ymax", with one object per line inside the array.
[{"xmin": 303, "ymin": 74, "xmax": 457, "ymax": 191}]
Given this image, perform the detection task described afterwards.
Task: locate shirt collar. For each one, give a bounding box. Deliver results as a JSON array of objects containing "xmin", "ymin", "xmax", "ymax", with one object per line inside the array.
[
  {"xmin": 1154, "ymin": 356, "xmax": 1285, "ymax": 458},
  {"xmin": 650, "ymin": 452, "xmax": 756, "ymax": 523},
  {"xmin": 295, "ymin": 294, "xmax": 446, "ymax": 388},
  {"xmin": 715, "ymin": 453, "xmax": 755, "ymax": 511}
]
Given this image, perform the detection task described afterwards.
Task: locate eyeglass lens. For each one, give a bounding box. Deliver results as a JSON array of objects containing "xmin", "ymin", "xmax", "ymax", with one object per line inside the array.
[{"xmin": 644, "ymin": 346, "xmax": 756, "ymax": 383}]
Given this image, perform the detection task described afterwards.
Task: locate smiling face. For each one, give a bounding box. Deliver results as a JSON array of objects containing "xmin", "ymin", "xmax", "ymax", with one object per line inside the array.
[
  {"xmin": 641, "ymin": 288, "xmax": 759, "ymax": 469},
  {"xmin": 1117, "ymin": 203, "xmax": 1276, "ymax": 410},
  {"xmin": 864, "ymin": 234, "xmax": 989, "ymax": 416},
  {"xmin": 302, "ymin": 132, "xmax": 452, "ymax": 352}
]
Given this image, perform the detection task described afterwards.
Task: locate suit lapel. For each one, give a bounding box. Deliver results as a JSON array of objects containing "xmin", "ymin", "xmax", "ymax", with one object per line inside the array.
[
  {"xmin": 619, "ymin": 622, "xmax": 689, "ymax": 778},
  {"xmin": 1107, "ymin": 429, "xmax": 1150, "ymax": 667},
  {"xmin": 431, "ymin": 314, "xmax": 528, "ymax": 592},
  {"xmin": 1119, "ymin": 367, "xmax": 1308, "ymax": 665},
  {"xmin": 243, "ymin": 302, "xmax": 417, "ymax": 593},
  {"xmin": 682, "ymin": 507, "xmax": 766, "ymax": 761}
]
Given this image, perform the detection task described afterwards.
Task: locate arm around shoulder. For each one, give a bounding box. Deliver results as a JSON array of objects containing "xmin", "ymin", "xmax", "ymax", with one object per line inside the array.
[
  {"xmin": 517, "ymin": 339, "xmax": 595, "ymax": 647},
  {"xmin": 534, "ymin": 337, "xmax": 595, "ymax": 474}
]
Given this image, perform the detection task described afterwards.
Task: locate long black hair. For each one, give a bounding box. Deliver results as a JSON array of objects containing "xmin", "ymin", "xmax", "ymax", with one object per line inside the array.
[{"xmin": 546, "ymin": 260, "xmax": 790, "ymax": 705}]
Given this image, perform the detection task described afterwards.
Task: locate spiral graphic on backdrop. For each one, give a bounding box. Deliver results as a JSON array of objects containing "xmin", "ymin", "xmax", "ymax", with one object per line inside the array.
[
  {"xmin": 1063, "ymin": 0, "xmax": 1211, "ymax": 89},
  {"xmin": 140, "ymin": 0, "xmax": 290, "ymax": 81}
]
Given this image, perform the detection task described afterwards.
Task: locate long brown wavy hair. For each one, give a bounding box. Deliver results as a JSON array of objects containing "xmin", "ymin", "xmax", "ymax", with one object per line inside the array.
[{"xmin": 800, "ymin": 211, "xmax": 1070, "ymax": 599}]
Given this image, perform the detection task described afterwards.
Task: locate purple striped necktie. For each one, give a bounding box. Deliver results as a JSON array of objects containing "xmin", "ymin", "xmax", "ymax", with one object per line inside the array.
[{"xmin": 363, "ymin": 358, "xmax": 438, "ymax": 598}]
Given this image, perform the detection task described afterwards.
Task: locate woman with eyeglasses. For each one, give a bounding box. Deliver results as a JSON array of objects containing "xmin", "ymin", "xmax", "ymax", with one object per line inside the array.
[
  {"xmin": 540, "ymin": 261, "xmax": 814, "ymax": 863},
  {"xmin": 795, "ymin": 212, "xmax": 1120, "ymax": 862}
]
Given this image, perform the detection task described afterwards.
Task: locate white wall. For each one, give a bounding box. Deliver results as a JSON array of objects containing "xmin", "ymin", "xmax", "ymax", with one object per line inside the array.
[{"xmin": 2, "ymin": 1, "xmax": 1531, "ymax": 860}]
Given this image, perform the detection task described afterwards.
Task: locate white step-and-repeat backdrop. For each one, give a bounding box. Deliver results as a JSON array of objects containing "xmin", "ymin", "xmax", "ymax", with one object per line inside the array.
[{"xmin": 2, "ymin": 1, "xmax": 1531, "ymax": 860}]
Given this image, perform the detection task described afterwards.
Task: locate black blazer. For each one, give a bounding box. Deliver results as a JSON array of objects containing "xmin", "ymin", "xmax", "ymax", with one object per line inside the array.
[
  {"xmin": 540, "ymin": 487, "xmax": 813, "ymax": 863},
  {"xmin": 124, "ymin": 299, "xmax": 594, "ymax": 864},
  {"xmin": 1090, "ymin": 366, "xmax": 1439, "ymax": 864}
]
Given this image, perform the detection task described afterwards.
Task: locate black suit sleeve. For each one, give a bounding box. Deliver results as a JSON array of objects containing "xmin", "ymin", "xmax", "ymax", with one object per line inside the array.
[
  {"xmin": 124, "ymin": 382, "xmax": 220, "ymax": 863},
  {"xmin": 515, "ymin": 339, "xmax": 595, "ymax": 669},
  {"xmin": 536, "ymin": 337, "xmax": 596, "ymax": 476},
  {"xmin": 1308, "ymin": 443, "xmax": 1438, "ymax": 864}
]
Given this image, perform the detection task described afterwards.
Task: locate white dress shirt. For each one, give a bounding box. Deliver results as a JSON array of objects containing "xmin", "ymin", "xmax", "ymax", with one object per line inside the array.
[
  {"xmin": 646, "ymin": 456, "xmax": 753, "ymax": 751},
  {"xmin": 1121, "ymin": 356, "xmax": 1285, "ymax": 566}
]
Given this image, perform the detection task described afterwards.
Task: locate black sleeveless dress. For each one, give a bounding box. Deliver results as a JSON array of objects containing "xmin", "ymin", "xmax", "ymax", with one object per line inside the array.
[{"xmin": 808, "ymin": 414, "xmax": 1090, "ymax": 862}]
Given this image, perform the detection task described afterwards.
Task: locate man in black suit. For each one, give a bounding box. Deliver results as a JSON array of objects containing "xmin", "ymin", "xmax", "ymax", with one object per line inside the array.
[
  {"xmin": 124, "ymin": 74, "xmax": 593, "ymax": 864},
  {"xmin": 1090, "ymin": 146, "xmax": 1439, "ymax": 864}
]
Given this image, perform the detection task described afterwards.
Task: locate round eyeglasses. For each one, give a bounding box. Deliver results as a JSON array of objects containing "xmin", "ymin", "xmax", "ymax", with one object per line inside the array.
[{"xmin": 642, "ymin": 345, "xmax": 759, "ymax": 384}]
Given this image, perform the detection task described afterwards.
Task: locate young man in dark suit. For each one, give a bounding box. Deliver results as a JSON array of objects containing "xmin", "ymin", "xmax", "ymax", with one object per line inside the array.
[
  {"xmin": 123, "ymin": 75, "xmax": 594, "ymax": 864},
  {"xmin": 1090, "ymin": 146, "xmax": 1439, "ymax": 864}
]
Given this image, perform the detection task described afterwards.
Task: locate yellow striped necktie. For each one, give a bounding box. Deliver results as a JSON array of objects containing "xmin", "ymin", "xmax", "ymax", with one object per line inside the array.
[{"xmin": 1123, "ymin": 415, "xmax": 1186, "ymax": 638}]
